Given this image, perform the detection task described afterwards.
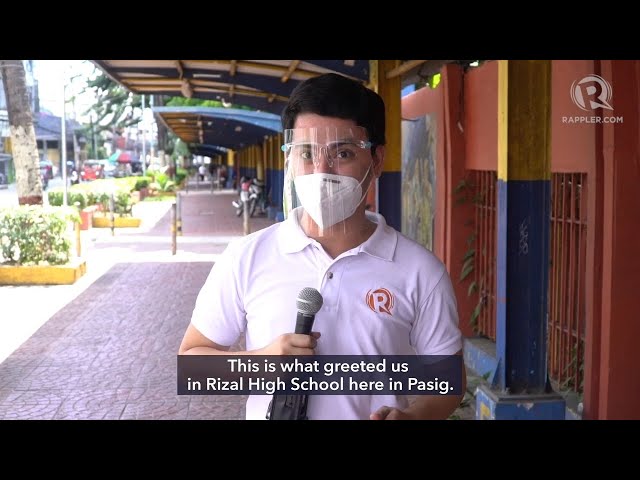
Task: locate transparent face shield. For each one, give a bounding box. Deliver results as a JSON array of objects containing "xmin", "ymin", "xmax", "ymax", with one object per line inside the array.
[{"xmin": 282, "ymin": 126, "xmax": 375, "ymax": 238}]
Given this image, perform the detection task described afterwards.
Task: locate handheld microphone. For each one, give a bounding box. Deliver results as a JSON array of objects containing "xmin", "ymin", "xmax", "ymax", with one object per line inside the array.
[
  {"xmin": 295, "ymin": 287, "xmax": 324, "ymax": 334},
  {"xmin": 266, "ymin": 287, "xmax": 323, "ymax": 420}
]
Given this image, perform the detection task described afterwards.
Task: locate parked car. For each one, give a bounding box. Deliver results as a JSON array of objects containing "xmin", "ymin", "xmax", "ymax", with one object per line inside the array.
[{"xmin": 81, "ymin": 160, "xmax": 105, "ymax": 181}]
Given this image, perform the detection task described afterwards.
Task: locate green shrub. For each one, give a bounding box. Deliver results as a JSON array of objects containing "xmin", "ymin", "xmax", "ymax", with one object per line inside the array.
[
  {"xmin": 48, "ymin": 191, "xmax": 64, "ymax": 207},
  {"xmin": 86, "ymin": 191, "xmax": 98, "ymax": 206},
  {"xmin": 150, "ymin": 172, "xmax": 176, "ymax": 192},
  {"xmin": 134, "ymin": 177, "xmax": 151, "ymax": 191},
  {"xmin": 48, "ymin": 189, "xmax": 89, "ymax": 209},
  {"xmin": 0, "ymin": 206, "xmax": 79, "ymax": 266},
  {"xmin": 175, "ymin": 171, "xmax": 187, "ymax": 186},
  {"xmin": 69, "ymin": 191, "xmax": 87, "ymax": 210},
  {"xmin": 175, "ymin": 167, "xmax": 189, "ymax": 186},
  {"xmin": 97, "ymin": 192, "xmax": 111, "ymax": 212},
  {"xmin": 153, "ymin": 172, "xmax": 168, "ymax": 187},
  {"xmin": 115, "ymin": 191, "xmax": 133, "ymax": 216}
]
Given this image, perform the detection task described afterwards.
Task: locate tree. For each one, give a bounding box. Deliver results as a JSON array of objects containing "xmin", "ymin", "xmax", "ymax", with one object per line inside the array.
[
  {"xmin": 165, "ymin": 96, "xmax": 253, "ymax": 110},
  {"xmin": 83, "ymin": 70, "xmax": 142, "ymax": 135},
  {"xmin": 0, "ymin": 60, "xmax": 43, "ymax": 205}
]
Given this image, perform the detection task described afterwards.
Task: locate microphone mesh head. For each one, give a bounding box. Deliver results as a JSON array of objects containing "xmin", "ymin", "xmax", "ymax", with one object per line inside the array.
[{"xmin": 296, "ymin": 287, "xmax": 324, "ymax": 315}]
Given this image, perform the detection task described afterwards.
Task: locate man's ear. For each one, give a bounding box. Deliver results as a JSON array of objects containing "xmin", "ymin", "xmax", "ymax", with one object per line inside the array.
[{"xmin": 373, "ymin": 145, "xmax": 385, "ymax": 178}]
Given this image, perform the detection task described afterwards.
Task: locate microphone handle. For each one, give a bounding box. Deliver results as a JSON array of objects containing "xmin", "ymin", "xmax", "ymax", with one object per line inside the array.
[
  {"xmin": 266, "ymin": 311, "xmax": 314, "ymax": 420},
  {"xmin": 295, "ymin": 312, "xmax": 315, "ymax": 335}
]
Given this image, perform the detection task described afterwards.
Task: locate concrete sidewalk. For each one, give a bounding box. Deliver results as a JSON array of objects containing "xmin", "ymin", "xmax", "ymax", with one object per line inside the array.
[
  {"xmin": 0, "ymin": 184, "xmax": 475, "ymax": 420},
  {"xmin": 0, "ymin": 186, "xmax": 272, "ymax": 419}
]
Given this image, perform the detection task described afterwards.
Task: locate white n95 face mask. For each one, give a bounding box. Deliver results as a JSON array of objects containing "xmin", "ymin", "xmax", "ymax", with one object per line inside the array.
[{"xmin": 293, "ymin": 173, "xmax": 365, "ymax": 229}]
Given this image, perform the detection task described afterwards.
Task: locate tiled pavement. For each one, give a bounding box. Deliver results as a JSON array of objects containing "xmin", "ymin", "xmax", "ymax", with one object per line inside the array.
[
  {"xmin": 0, "ymin": 184, "xmax": 265, "ymax": 420},
  {"xmin": 0, "ymin": 262, "xmax": 250, "ymax": 420},
  {"xmin": 0, "ymin": 181, "xmax": 476, "ymax": 420}
]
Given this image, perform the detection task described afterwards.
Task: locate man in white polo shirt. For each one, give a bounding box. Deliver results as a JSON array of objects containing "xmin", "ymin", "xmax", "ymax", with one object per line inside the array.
[{"xmin": 179, "ymin": 73, "xmax": 466, "ymax": 420}]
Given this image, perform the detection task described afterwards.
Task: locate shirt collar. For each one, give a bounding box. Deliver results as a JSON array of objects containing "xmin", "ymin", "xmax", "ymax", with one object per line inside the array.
[
  {"xmin": 359, "ymin": 211, "xmax": 397, "ymax": 261},
  {"xmin": 278, "ymin": 208, "xmax": 398, "ymax": 260},
  {"xmin": 278, "ymin": 208, "xmax": 315, "ymax": 254}
]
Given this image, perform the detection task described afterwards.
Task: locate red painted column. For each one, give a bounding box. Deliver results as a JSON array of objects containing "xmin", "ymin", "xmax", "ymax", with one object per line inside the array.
[
  {"xmin": 597, "ymin": 60, "xmax": 640, "ymax": 419},
  {"xmin": 442, "ymin": 64, "xmax": 475, "ymax": 338}
]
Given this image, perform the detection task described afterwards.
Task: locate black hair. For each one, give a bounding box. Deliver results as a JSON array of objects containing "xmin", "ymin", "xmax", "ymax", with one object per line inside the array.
[{"xmin": 281, "ymin": 73, "xmax": 386, "ymax": 146}]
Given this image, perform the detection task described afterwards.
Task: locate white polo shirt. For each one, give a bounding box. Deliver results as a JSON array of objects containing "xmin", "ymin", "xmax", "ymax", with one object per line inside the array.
[{"xmin": 190, "ymin": 208, "xmax": 462, "ymax": 420}]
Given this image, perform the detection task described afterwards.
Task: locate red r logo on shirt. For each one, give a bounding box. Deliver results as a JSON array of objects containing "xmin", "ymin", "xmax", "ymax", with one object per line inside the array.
[{"xmin": 366, "ymin": 288, "xmax": 395, "ymax": 316}]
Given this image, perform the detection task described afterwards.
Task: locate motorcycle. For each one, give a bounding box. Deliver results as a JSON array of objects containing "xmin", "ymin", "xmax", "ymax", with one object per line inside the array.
[{"xmin": 232, "ymin": 176, "xmax": 268, "ymax": 217}]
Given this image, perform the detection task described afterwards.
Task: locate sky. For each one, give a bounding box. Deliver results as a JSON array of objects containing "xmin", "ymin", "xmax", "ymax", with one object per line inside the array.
[
  {"xmin": 33, "ymin": 60, "xmax": 156, "ymax": 135},
  {"xmin": 34, "ymin": 60, "xmax": 100, "ymax": 121}
]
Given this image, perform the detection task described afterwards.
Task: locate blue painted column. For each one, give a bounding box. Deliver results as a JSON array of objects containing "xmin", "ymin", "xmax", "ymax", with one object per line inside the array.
[
  {"xmin": 477, "ymin": 60, "xmax": 565, "ymax": 419},
  {"xmin": 226, "ymin": 149, "xmax": 235, "ymax": 189}
]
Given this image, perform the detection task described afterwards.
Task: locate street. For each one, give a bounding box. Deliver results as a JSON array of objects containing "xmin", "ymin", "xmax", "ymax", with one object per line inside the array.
[{"xmin": 0, "ymin": 177, "xmax": 67, "ymax": 207}]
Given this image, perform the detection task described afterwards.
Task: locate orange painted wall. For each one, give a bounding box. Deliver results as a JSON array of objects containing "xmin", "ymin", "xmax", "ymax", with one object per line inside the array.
[
  {"xmin": 551, "ymin": 60, "xmax": 596, "ymax": 173},
  {"xmin": 464, "ymin": 60, "xmax": 596, "ymax": 174},
  {"xmin": 464, "ymin": 62, "xmax": 498, "ymax": 171},
  {"xmin": 401, "ymin": 60, "xmax": 640, "ymax": 418}
]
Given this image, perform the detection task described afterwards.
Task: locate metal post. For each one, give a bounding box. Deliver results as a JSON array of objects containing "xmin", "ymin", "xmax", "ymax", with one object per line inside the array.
[
  {"xmin": 61, "ymin": 74, "xmax": 68, "ymax": 207},
  {"xmin": 149, "ymin": 95, "xmax": 156, "ymax": 160},
  {"xmin": 72, "ymin": 127, "xmax": 79, "ymax": 171},
  {"xmin": 176, "ymin": 193, "xmax": 182, "ymax": 236},
  {"xmin": 171, "ymin": 201, "xmax": 177, "ymax": 255},
  {"xmin": 141, "ymin": 94, "xmax": 146, "ymax": 176},
  {"xmin": 92, "ymin": 113, "xmax": 98, "ymax": 160},
  {"xmin": 75, "ymin": 220, "xmax": 81, "ymax": 257},
  {"xmin": 242, "ymin": 190, "xmax": 250, "ymax": 236},
  {"xmin": 110, "ymin": 193, "xmax": 115, "ymax": 237}
]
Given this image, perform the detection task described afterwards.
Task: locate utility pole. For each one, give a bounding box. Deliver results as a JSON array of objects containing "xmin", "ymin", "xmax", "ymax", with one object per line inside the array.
[
  {"xmin": 141, "ymin": 94, "xmax": 146, "ymax": 175},
  {"xmin": 149, "ymin": 95, "xmax": 155, "ymax": 160},
  {"xmin": 92, "ymin": 112, "xmax": 98, "ymax": 159},
  {"xmin": 61, "ymin": 72, "xmax": 68, "ymax": 207}
]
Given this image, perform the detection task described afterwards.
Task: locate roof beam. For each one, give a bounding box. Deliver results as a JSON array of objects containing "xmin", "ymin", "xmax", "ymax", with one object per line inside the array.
[
  {"xmin": 176, "ymin": 60, "xmax": 193, "ymax": 98},
  {"xmin": 188, "ymin": 60, "xmax": 318, "ymax": 79},
  {"xmin": 181, "ymin": 79, "xmax": 193, "ymax": 98},
  {"xmin": 175, "ymin": 60, "xmax": 185, "ymax": 78},
  {"xmin": 281, "ymin": 60, "xmax": 301, "ymax": 83},
  {"xmin": 385, "ymin": 60, "xmax": 429, "ymax": 79}
]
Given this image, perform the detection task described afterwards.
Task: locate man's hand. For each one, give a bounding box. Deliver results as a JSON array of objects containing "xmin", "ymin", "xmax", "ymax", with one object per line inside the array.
[
  {"xmin": 258, "ymin": 332, "xmax": 321, "ymax": 356},
  {"xmin": 369, "ymin": 406, "xmax": 414, "ymax": 420}
]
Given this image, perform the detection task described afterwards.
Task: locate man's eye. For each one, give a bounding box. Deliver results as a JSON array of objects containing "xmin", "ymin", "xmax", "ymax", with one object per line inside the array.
[{"xmin": 336, "ymin": 149, "xmax": 352, "ymax": 159}]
